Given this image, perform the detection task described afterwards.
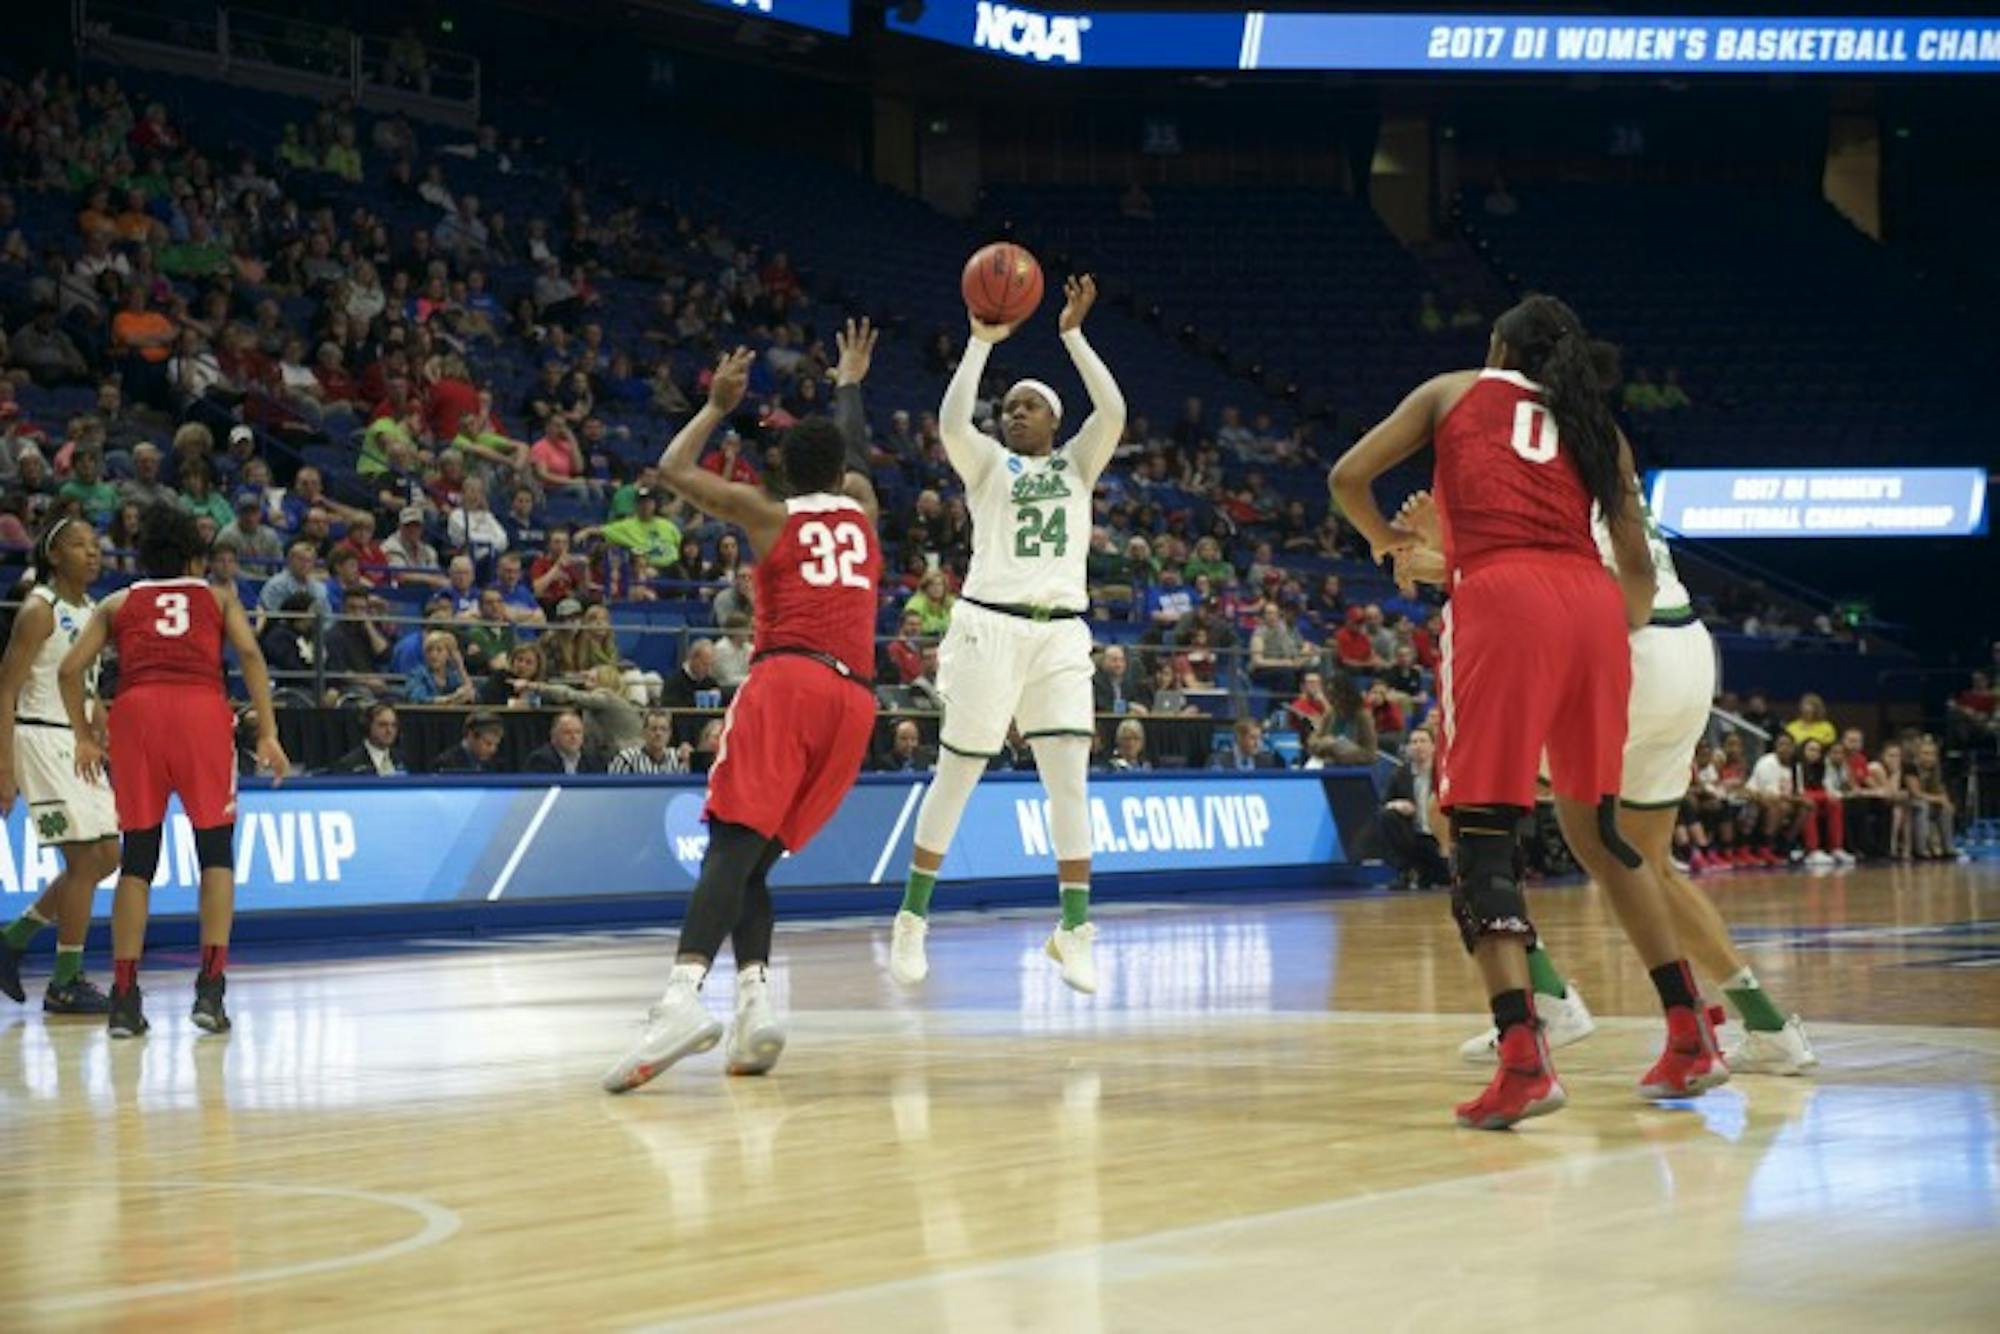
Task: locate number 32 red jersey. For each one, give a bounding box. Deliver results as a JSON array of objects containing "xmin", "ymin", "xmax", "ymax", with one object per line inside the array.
[
  {"xmin": 754, "ymin": 495, "xmax": 881, "ymax": 677},
  {"xmin": 1433, "ymin": 369, "xmax": 1601, "ymax": 574},
  {"xmin": 113, "ymin": 577, "xmax": 227, "ymax": 695}
]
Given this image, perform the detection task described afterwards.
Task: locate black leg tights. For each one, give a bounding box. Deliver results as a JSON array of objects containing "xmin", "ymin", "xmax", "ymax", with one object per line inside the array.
[
  {"xmin": 730, "ymin": 842, "xmax": 786, "ymax": 968},
  {"xmin": 676, "ymin": 820, "xmax": 779, "ymax": 964}
]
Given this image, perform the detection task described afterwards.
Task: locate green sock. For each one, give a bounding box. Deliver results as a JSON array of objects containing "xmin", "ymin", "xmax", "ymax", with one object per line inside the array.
[
  {"xmin": 1526, "ymin": 945, "xmax": 1568, "ymax": 1000},
  {"xmin": 1059, "ymin": 884, "xmax": 1090, "ymax": 930},
  {"xmin": 900, "ymin": 867, "xmax": 938, "ymax": 918},
  {"xmin": 1722, "ymin": 966, "xmax": 1787, "ymax": 1033},
  {"xmin": 3, "ymin": 910, "xmax": 50, "ymax": 952},
  {"xmin": 52, "ymin": 947, "xmax": 83, "ymax": 987}
]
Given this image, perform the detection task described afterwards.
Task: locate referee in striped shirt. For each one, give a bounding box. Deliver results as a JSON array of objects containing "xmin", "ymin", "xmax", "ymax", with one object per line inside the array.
[{"xmin": 610, "ymin": 710, "xmax": 690, "ymax": 775}]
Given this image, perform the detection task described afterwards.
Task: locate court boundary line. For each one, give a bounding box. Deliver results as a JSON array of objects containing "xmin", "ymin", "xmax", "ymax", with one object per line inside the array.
[
  {"xmin": 628, "ymin": 1141, "xmax": 1677, "ymax": 1331},
  {"xmin": 2, "ymin": 1179, "xmax": 461, "ymax": 1314},
  {"xmin": 868, "ymin": 782, "xmax": 926, "ymax": 884}
]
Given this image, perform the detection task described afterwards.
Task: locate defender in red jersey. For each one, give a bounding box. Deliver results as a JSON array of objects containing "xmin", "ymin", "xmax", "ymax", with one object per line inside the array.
[
  {"xmin": 1331, "ymin": 294, "xmax": 1722, "ymax": 1130},
  {"xmin": 605, "ymin": 321, "xmax": 884, "ymax": 1094},
  {"xmin": 59, "ymin": 504, "xmax": 289, "ymax": 1039}
]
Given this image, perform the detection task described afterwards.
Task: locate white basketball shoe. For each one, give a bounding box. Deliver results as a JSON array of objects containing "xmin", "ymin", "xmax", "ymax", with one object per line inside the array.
[
  {"xmin": 1045, "ymin": 922, "xmax": 1099, "ymax": 994},
  {"xmin": 602, "ymin": 970, "xmax": 723, "ymax": 1094},
  {"xmin": 1460, "ymin": 984, "xmax": 1597, "ymax": 1063},
  {"xmin": 1723, "ymin": 1015, "xmax": 1819, "ymax": 1076},
  {"xmin": 888, "ymin": 911, "xmax": 930, "ymax": 986},
  {"xmin": 726, "ymin": 964, "xmax": 786, "ymax": 1076}
]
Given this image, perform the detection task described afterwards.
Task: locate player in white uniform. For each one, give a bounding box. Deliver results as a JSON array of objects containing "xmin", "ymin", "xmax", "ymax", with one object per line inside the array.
[
  {"xmin": 0, "ymin": 517, "xmax": 121, "ymax": 1013},
  {"xmin": 1398, "ymin": 489, "xmax": 1817, "ymax": 1074},
  {"xmin": 889, "ymin": 275, "xmax": 1125, "ymax": 993}
]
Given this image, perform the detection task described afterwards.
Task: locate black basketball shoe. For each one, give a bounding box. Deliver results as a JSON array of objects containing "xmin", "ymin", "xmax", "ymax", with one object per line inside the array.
[
  {"xmin": 44, "ymin": 975, "xmax": 111, "ymax": 1015},
  {"xmin": 107, "ymin": 985, "xmax": 149, "ymax": 1039},
  {"xmin": 192, "ymin": 973, "xmax": 231, "ymax": 1034}
]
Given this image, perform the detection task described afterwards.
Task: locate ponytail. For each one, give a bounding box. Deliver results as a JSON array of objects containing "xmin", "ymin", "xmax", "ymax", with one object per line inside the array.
[{"xmin": 1493, "ymin": 294, "xmax": 1628, "ymax": 522}]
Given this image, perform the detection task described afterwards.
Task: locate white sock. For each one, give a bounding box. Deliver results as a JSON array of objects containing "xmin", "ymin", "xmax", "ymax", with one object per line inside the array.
[
  {"xmin": 664, "ymin": 961, "xmax": 707, "ymax": 1001},
  {"xmin": 1722, "ymin": 966, "xmax": 1759, "ymax": 993},
  {"xmin": 737, "ymin": 963, "xmax": 768, "ymax": 997}
]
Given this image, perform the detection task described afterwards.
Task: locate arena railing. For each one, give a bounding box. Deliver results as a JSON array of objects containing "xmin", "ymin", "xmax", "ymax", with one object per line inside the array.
[{"xmin": 74, "ymin": 0, "xmax": 481, "ymax": 129}]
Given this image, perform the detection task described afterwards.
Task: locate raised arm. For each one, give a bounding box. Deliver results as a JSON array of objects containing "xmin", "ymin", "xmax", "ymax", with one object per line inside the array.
[
  {"xmin": 1055, "ymin": 276, "xmax": 1126, "ymax": 483},
  {"xmin": 657, "ymin": 348, "xmax": 789, "ymax": 555},
  {"xmin": 219, "ymin": 586, "xmax": 291, "ymax": 779},
  {"xmin": 941, "ymin": 321, "xmax": 1006, "ymax": 490},
  {"xmin": 833, "ymin": 317, "xmax": 881, "ymax": 527}
]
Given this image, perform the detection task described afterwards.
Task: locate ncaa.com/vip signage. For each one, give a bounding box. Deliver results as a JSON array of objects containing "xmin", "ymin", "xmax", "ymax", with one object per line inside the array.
[
  {"xmin": 687, "ymin": 0, "xmax": 851, "ymax": 37},
  {"xmin": 0, "ymin": 773, "xmax": 1351, "ymax": 915}
]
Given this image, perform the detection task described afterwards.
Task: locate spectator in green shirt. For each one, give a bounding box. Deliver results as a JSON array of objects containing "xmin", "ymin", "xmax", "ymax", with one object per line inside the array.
[
  {"xmin": 276, "ymin": 123, "xmax": 318, "ymax": 171},
  {"xmin": 1622, "ymin": 368, "xmax": 1666, "ymax": 414},
  {"xmin": 1657, "ymin": 367, "xmax": 1692, "ymax": 411},
  {"xmin": 158, "ymin": 218, "xmax": 230, "ymax": 279},
  {"xmin": 599, "ymin": 487, "xmax": 682, "ymax": 566},
  {"xmin": 323, "ymin": 123, "xmax": 364, "ymax": 183},
  {"xmin": 906, "ymin": 570, "xmax": 956, "ymax": 637},
  {"xmin": 1183, "ymin": 535, "xmax": 1235, "ymax": 588},
  {"xmin": 58, "ymin": 448, "xmax": 119, "ymax": 524},
  {"xmin": 609, "ymin": 465, "xmax": 663, "ymax": 520}
]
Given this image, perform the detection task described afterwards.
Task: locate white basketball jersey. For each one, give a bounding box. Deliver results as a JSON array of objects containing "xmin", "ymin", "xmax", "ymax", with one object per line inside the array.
[
  {"xmin": 1593, "ymin": 487, "xmax": 1690, "ymax": 616},
  {"xmin": 17, "ymin": 585, "xmax": 97, "ymax": 724},
  {"xmin": 961, "ymin": 445, "xmax": 1093, "ymax": 612}
]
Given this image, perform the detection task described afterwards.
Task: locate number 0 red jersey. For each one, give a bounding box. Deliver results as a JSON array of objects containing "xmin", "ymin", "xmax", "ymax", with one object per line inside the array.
[
  {"xmin": 1433, "ymin": 370, "xmax": 1600, "ymax": 574},
  {"xmin": 754, "ymin": 494, "xmax": 881, "ymax": 678},
  {"xmin": 113, "ymin": 577, "xmax": 226, "ymax": 695}
]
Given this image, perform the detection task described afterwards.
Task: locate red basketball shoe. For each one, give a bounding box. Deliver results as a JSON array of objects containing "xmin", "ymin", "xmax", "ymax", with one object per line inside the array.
[
  {"xmin": 1638, "ymin": 1004, "xmax": 1730, "ymax": 1100},
  {"xmin": 1455, "ymin": 1024, "xmax": 1567, "ymax": 1130}
]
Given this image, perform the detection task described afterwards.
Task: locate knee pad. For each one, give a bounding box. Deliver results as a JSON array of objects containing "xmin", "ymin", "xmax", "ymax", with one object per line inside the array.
[
  {"xmin": 1028, "ymin": 735, "xmax": 1093, "ymax": 862},
  {"xmin": 1447, "ymin": 805, "xmax": 1535, "ymax": 954},
  {"xmin": 193, "ymin": 823, "xmax": 235, "ymax": 871},
  {"xmin": 120, "ymin": 826, "xmax": 164, "ymax": 882},
  {"xmin": 1596, "ymin": 795, "xmax": 1643, "ymax": 869}
]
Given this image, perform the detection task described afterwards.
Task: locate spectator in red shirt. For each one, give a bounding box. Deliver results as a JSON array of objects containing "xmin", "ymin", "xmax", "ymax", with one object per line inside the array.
[
  {"xmin": 335, "ymin": 511, "xmax": 390, "ymax": 586},
  {"xmin": 1950, "ymin": 670, "xmax": 1997, "ymax": 747},
  {"xmin": 425, "ymin": 358, "xmax": 482, "ymax": 441},
  {"xmin": 128, "ymin": 102, "xmax": 181, "ymax": 152},
  {"xmin": 760, "ymin": 251, "xmax": 802, "ymax": 302},
  {"xmin": 700, "ymin": 430, "xmax": 760, "ymax": 485},
  {"xmin": 1412, "ymin": 613, "xmax": 1443, "ymax": 672},
  {"xmin": 1334, "ymin": 606, "xmax": 1384, "ymax": 671},
  {"xmin": 880, "ymin": 610, "xmax": 926, "ymax": 686},
  {"xmin": 530, "ymin": 526, "xmax": 599, "ymax": 610},
  {"xmin": 1288, "ymin": 670, "xmax": 1331, "ymax": 733},
  {"xmin": 1366, "ymin": 682, "xmax": 1406, "ymax": 750}
]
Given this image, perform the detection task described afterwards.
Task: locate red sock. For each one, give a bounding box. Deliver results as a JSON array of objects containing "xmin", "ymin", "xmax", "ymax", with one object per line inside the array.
[
  {"xmin": 200, "ymin": 945, "xmax": 228, "ymax": 980},
  {"xmin": 114, "ymin": 958, "xmax": 139, "ymax": 992}
]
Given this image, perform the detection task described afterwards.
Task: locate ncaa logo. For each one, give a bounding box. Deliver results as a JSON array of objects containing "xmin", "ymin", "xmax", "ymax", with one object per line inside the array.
[
  {"xmin": 1008, "ymin": 456, "xmax": 1024, "ymax": 474},
  {"xmin": 662, "ymin": 792, "xmax": 709, "ymax": 878},
  {"xmin": 973, "ymin": 2, "xmax": 1091, "ymax": 64}
]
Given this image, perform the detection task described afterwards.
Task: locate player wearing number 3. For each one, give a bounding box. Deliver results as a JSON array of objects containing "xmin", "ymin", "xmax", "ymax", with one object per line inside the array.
[
  {"xmin": 604, "ymin": 321, "xmax": 883, "ymax": 1094},
  {"xmin": 890, "ymin": 275, "xmax": 1126, "ymax": 993},
  {"xmin": 59, "ymin": 503, "xmax": 289, "ymax": 1039}
]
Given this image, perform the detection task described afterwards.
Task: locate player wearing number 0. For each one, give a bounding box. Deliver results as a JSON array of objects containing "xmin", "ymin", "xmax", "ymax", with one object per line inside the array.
[
  {"xmin": 888, "ymin": 276, "xmax": 1125, "ymax": 994},
  {"xmin": 59, "ymin": 503, "xmax": 289, "ymax": 1038},
  {"xmin": 1331, "ymin": 294, "xmax": 1724, "ymax": 1129},
  {"xmin": 603, "ymin": 322, "xmax": 883, "ymax": 1094},
  {"xmin": 0, "ymin": 517, "xmax": 121, "ymax": 1013},
  {"xmin": 1394, "ymin": 488, "xmax": 1818, "ymax": 1076}
]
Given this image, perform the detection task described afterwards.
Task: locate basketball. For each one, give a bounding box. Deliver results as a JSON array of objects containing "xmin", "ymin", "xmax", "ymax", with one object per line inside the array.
[{"xmin": 961, "ymin": 241, "xmax": 1044, "ymax": 326}]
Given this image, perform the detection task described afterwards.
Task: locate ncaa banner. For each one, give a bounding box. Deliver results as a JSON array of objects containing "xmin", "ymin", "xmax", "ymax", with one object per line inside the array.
[
  {"xmin": 1646, "ymin": 467, "xmax": 1989, "ymax": 539},
  {"xmin": 0, "ymin": 772, "xmax": 1352, "ymax": 915}
]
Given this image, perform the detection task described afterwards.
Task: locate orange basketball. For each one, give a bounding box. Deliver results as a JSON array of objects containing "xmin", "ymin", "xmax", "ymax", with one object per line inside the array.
[{"xmin": 961, "ymin": 242, "xmax": 1044, "ymax": 326}]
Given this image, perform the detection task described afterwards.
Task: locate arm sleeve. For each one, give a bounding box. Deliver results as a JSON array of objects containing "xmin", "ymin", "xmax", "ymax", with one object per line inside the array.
[
  {"xmin": 940, "ymin": 338, "xmax": 1001, "ymax": 489},
  {"xmin": 1058, "ymin": 329, "xmax": 1127, "ymax": 484},
  {"xmin": 834, "ymin": 382, "xmax": 871, "ymax": 476}
]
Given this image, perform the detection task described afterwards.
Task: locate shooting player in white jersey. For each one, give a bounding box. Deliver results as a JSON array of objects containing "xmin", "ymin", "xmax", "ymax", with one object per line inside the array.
[{"xmin": 889, "ymin": 276, "xmax": 1125, "ymax": 993}]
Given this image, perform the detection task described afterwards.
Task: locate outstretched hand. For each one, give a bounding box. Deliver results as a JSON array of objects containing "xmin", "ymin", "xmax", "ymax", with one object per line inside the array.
[
  {"xmin": 835, "ymin": 317, "xmax": 878, "ymax": 387},
  {"xmin": 968, "ymin": 313, "xmax": 1017, "ymax": 346},
  {"xmin": 707, "ymin": 347, "xmax": 754, "ymax": 415},
  {"xmin": 1057, "ymin": 274, "xmax": 1098, "ymax": 334}
]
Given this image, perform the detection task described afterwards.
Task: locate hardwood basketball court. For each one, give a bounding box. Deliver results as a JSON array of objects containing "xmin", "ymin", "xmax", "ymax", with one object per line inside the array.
[{"xmin": 2, "ymin": 863, "xmax": 1996, "ymax": 1331}]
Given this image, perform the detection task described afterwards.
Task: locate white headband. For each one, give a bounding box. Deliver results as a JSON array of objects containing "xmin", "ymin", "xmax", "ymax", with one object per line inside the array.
[{"xmin": 1007, "ymin": 379, "xmax": 1063, "ymax": 422}]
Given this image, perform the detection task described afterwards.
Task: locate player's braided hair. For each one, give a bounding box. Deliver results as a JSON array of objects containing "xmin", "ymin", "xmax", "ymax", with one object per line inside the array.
[{"xmin": 1493, "ymin": 294, "xmax": 1627, "ymax": 522}]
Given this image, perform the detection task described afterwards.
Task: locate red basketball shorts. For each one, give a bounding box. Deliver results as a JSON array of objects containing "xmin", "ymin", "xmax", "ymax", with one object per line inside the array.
[
  {"xmin": 109, "ymin": 685, "xmax": 238, "ymax": 830},
  {"xmin": 1437, "ymin": 555, "xmax": 1630, "ymax": 811},
  {"xmin": 705, "ymin": 655, "xmax": 878, "ymax": 851}
]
